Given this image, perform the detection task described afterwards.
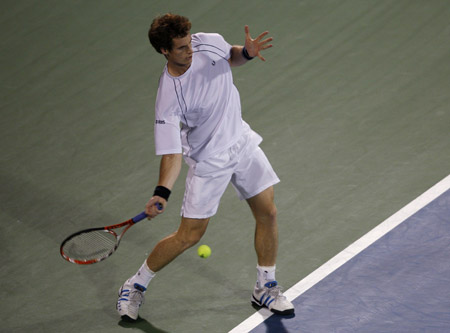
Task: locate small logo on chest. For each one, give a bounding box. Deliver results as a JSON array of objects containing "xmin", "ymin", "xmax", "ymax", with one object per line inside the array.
[{"xmin": 211, "ymin": 60, "xmax": 216, "ymax": 66}]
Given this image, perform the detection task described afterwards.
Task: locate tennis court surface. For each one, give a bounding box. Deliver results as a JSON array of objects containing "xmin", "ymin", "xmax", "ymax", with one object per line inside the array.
[
  {"xmin": 232, "ymin": 177, "xmax": 450, "ymax": 332},
  {"xmin": 1, "ymin": 1, "xmax": 449, "ymax": 332}
]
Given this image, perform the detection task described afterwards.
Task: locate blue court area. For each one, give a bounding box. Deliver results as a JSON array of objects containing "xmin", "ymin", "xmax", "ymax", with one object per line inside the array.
[{"xmin": 250, "ymin": 189, "xmax": 450, "ymax": 332}]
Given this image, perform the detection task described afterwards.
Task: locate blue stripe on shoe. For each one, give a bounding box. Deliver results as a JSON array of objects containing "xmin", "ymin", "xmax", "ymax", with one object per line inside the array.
[
  {"xmin": 259, "ymin": 295, "xmax": 265, "ymax": 304},
  {"xmin": 120, "ymin": 289, "xmax": 130, "ymax": 295},
  {"xmin": 263, "ymin": 296, "xmax": 273, "ymax": 306}
]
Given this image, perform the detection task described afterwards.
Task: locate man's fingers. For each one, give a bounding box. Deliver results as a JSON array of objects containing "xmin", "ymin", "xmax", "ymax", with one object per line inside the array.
[
  {"xmin": 244, "ymin": 25, "xmax": 250, "ymax": 38},
  {"xmin": 260, "ymin": 37, "xmax": 273, "ymax": 45},
  {"xmin": 255, "ymin": 31, "xmax": 269, "ymax": 42},
  {"xmin": 244, "ymin": 25, "xmax": 272, "ymax": 61},
  {"xmin": 261, "ymin": 42, "xmax": 273, "ymax": 51}
]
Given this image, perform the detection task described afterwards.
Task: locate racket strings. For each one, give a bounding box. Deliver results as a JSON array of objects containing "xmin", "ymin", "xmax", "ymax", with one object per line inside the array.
[{"xmin": 62, "ymin": 230, "xmax": 117, "ymax": 261}]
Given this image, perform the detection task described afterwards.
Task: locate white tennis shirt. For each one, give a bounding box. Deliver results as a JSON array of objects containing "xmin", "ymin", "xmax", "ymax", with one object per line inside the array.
[{"xmin": 154, "ymin": 32, "xmax": 257, "ymax": 162}]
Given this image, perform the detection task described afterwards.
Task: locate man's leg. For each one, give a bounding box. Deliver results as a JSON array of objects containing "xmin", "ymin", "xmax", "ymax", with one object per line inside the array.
[
  {"xmin": 117, "ymin": 217, "xmax": 209, "ymax": 320},
  {"xmin": 246, "ymin": 186, "xmax": 278, "ymax": 266},
  {"xmin": 147, "ymin": 217, "xmax": 210, "ymax": 272},
  {"xmin": 247, "ymin": 186, "xmax": 294, "ymax": 315}
]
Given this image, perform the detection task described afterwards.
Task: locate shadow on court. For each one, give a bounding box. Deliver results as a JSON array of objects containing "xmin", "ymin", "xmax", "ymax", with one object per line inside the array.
[
  {"xmin": 250, "ymin": 303, "xmax": 296, "ymax": 333},
  {"xmin": 262, "ymin": 314, "xmax": 296, "ymax": 333},
  {"xmin": 119, "ymin": 317, "xmax": 170, "ymax": 333}
]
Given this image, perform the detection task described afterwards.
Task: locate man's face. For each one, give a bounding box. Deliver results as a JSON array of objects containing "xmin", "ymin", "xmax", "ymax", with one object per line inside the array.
[{"xmin": 162, "ymin": 34, "xmax": 193, "ymax": 68}]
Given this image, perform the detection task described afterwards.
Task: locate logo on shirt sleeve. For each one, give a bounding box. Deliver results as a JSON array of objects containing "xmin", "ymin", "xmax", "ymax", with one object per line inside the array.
[{"xmin": 155, "ymin": 120, "xmax": 166, "ymax": 124}]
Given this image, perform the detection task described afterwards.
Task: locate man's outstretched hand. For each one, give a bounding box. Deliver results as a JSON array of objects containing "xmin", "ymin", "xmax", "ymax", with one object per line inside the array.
[{"xmin": 244, "ymin": 25, "xmax": 273, "ymax": 61}]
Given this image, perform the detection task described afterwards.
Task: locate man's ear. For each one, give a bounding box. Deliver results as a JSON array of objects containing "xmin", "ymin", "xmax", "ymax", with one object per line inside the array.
[{"xmin": 161, "ymin": 48, "xmax": 169, "ymax": 56}]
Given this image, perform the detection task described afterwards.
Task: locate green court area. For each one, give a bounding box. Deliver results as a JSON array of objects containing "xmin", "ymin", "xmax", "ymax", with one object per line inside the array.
[{"xmin": 1, "ymin": 1, "xmax": 449, "ymax": 332}]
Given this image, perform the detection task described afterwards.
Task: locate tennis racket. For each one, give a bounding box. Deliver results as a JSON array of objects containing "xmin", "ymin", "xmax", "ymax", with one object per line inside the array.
[{"xmin": 60, "ymin": 205, "xmax": 161, "ymax": 265}]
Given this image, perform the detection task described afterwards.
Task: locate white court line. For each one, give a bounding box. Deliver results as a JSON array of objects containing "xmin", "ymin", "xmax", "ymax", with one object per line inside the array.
[{"xmin": 229, "ymin": 174, "xmax": 450, "ymax": 333}]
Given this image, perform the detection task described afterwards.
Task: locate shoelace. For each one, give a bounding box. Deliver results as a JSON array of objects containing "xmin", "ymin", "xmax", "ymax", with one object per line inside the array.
[
  {"xmin": 128, "ymin": 289, "xmax": 145, "ymax": 306},
  {"xmin": 120, "ymin": 288, "xmax": 145, "ymax": 306},
  {"xmin": 266, "ymin": 285, "xmax": 287, "ymax": 301}
]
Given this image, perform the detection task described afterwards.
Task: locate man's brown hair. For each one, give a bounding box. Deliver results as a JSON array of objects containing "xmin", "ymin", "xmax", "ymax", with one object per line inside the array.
[{"xmin": 148, "ymin": 14, "xmax": 192, "ymax": 53}]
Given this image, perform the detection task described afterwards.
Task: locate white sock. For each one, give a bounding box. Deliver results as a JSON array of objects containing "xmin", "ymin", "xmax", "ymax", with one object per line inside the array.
[
  {"xmin": 256, "ymin": 264, "xmax": 276, "ymax": 288},
  {"xmin": 129, "ymin": 260, "xmax": 156, "ymax": 289}
]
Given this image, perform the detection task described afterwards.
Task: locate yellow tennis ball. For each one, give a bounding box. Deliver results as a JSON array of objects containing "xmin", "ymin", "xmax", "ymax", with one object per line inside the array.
[{"xmin": 197, "ymin": 245, "xmax": 211, "ymax": 258}]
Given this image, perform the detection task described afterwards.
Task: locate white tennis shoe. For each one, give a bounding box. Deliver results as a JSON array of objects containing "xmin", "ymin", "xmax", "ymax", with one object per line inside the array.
[
  {"xmin": 117, "ymin": 280, "xmax": 146, "ymax": 321},
  {"xmin": 251, "ymin": 281, "xmax": 295, "ymax": 315}
]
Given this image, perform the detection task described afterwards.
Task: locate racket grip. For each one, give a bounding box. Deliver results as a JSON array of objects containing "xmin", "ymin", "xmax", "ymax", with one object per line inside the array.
[
  {"xmin": 132, "ymin": 204, "xmax": 163, "ymax": 223},
  {"xmin": 132, "ymin": 211, "xmax": 148, "ymax": 223}
]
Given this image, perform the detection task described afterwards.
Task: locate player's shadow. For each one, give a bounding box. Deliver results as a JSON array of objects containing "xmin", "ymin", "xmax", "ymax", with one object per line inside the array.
[
  {"xmin": 118, "ymin": 316, "xmax": 170, "ymax": 333},
  {"xmin": 251, "ymin": 304, "xmax": 296, "ymax": 332}
]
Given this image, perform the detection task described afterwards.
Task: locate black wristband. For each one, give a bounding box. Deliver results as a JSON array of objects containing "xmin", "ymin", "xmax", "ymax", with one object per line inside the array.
[
  {"xmin": 153, "ymin": 185, "xmax": 171, "ymax": 201},
  {"xmin": 242, "ymin": 47, "xmax": 254, "ymax": 60}
]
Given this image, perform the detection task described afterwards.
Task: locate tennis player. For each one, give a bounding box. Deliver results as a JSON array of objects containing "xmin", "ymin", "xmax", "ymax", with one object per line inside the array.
[{"xmin": 117, "ymin": 13, "xmax": 294, "ymax": 320}]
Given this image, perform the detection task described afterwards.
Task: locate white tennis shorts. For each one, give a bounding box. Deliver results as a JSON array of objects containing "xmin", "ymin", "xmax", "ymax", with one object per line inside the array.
[{"xmin": 181, "ymin": 129, "xmax": 280, "ymax": 219}]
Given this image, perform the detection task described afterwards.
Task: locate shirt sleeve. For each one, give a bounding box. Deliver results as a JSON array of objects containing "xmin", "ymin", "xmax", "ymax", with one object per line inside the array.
[
  {"xmin": 192, "ymin": 32, "xmax": 232, "ymax": 60},
  {"xmin": 154, "ymin": 82, "xmax": 182, "ymax": 156}
]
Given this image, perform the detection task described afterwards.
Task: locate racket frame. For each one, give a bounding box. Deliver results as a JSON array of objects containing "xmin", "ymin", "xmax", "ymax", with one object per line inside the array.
[{"xmin": 60, "ymin": 211, "xmax": 148, "ymax": 265}]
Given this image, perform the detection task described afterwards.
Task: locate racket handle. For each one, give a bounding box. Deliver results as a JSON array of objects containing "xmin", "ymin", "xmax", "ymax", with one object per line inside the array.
[
  {"xmin": 132, "ymin": 211, "xmax": 147, "ymax": 223},
  {"xmin": 131, "ymin": 204, "xmax": 163, "ymax": 223}
]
